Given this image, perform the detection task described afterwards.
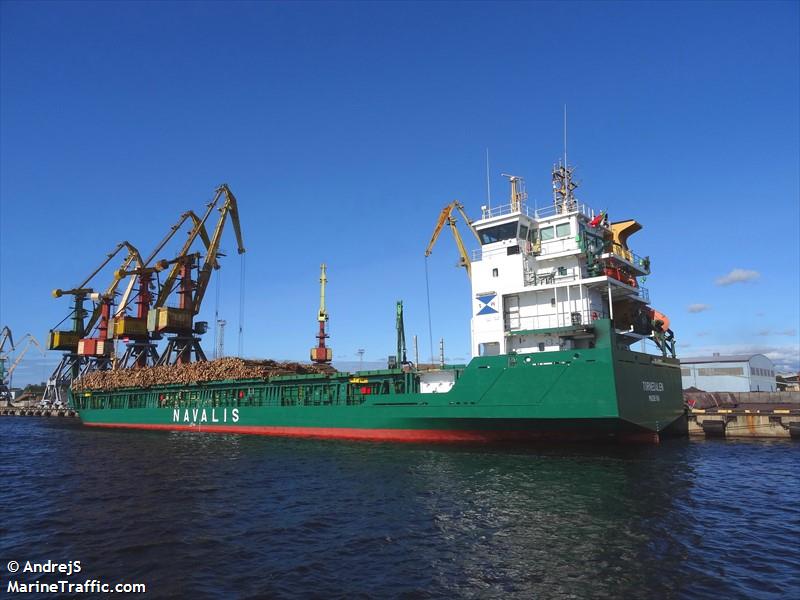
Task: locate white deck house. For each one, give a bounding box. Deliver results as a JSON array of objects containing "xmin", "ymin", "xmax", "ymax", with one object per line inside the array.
[
  {"xmin": 469, "ymin": 168, "xmax": 660, "ymax": 358},
  {"xmin": 680, "ymin": 354, "xmax": 777, "ymax": 392}
]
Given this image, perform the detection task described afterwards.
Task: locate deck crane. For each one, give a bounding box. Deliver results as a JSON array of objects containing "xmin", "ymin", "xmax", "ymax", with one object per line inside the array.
[
  {"xmin": 43, "ymin": 242, "xmax": 143, "ymax": 405},
  {"xmin": 0, "ymin": 334, "xmax": 45, "ymax": 402},
  {"xmin": 111, "ymin": 210, "xmax": 212, "ymax": 368},
  {"xmin": 396, "ymin": 301, "xmax": 408, "ymax": 367},
  {"xmin": 425, "ymin": 201, "xmax": 481, "ymax": 279},
  {"xmin": 310, "ymin": 263, "xmax": 332, "ymax": 364},
  {"xmin": 150, "ymin": 184, "xmax": 245, "ymax": 365}
]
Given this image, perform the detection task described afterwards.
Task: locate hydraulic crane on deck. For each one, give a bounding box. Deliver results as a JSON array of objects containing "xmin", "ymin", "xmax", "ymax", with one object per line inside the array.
[{"xmin": 425, "ymin": 201, "xmax": 480, "ymax": 279}]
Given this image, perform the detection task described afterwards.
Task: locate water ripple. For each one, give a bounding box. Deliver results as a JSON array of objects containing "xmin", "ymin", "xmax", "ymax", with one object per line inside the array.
[{"xmin": 1, "ymin": 421, "xmax": 798, "ymax": 599}]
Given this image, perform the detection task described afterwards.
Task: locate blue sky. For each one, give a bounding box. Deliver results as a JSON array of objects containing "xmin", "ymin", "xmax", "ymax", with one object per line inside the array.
[{"xmin": 1, "ymin": 0, "xmax": 798, "ymax": 386}]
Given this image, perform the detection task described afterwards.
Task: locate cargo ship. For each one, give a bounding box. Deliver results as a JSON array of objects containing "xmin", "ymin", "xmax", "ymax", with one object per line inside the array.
[{"xmin": 70, "ymin": 163, "xmax": 683, "ymax": 443}]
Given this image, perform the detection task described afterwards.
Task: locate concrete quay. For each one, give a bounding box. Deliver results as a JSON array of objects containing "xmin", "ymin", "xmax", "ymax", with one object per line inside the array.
[
  {"xmin": 685, "ymin": 391, "xmax": 800, "ymax": 439},
  {"xmin": 1, "ymin": 407, "xmax": 78, "ymax": 418}
]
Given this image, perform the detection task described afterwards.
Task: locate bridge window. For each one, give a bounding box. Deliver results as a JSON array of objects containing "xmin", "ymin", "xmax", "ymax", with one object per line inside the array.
[
  {"xmin": 539, "ymin": 226, "xmax": 554, "ymax": 241},
  {"xmin": 556, "ymin": 222, "xmax": 571, "ymax": 237},
  {"xmin": 479, "ymin": 222, "xmax": 518, "ymax": 244}
]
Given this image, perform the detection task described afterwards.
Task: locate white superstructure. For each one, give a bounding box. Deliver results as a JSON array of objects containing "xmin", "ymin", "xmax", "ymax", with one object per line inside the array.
[{"xmin": 469, "ymin": 165, "xmax": 662, "ymax": 357}]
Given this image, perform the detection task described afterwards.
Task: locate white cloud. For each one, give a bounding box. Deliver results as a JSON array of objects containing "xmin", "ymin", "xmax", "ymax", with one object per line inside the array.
[
  {"xmin": 715, "ymin": 268, "xmax": 760, "ymax": 286},
  {"xmin": 687, "ymin": 303, "xmax": 711, "ymax": 313},
  {"xmin": 757, "ymin": 328, "xmax": 798, "ymax": 337}
]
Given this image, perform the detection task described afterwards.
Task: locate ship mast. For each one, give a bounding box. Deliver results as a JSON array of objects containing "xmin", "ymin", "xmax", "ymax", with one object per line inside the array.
[
  {"xmin": 553, "ymin": 105, "xmax": 578, "ymax": 214},
  {"xmin": 552, "ymin": 161, "xmax": 578, "ymax": 213},
  {"xmin": 501, "ymin": 174, "xmax": 527, "ymax": 212}
]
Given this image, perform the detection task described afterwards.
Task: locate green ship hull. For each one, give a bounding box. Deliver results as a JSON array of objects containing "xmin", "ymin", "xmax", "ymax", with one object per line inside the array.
[{"xmin": 71, "ymin": 321, "xmax": 684, "ymax": 443}]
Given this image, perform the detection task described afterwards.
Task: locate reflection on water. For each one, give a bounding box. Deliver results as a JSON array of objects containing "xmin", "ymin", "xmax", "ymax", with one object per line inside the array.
[{"xmin": 1, "ymin": 421, "xmax": 798, "ymax": 599}]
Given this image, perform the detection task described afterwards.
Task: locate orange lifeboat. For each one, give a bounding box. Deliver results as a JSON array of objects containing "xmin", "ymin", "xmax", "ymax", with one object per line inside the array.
[{"xmin": 648, "ymin": 308, "xmax": 670, "ymax": 332}]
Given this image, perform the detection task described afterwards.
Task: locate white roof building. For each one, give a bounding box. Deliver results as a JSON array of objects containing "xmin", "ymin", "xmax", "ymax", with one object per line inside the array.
[{"xmin": 680, "ymin": 353, "xmax": 776, "ymax": 392}]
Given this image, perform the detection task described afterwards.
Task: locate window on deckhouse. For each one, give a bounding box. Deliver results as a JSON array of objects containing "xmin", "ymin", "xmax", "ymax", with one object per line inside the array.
[{"xmin": 478, "ymin": 222, "xmax": 518, "ymax": 244}]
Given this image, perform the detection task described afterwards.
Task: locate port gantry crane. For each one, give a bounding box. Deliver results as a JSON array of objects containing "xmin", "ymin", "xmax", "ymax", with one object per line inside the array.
[
  {"xmin": 0, "ymin": 333, "xmax": 45, "ymax": 403},
  {"xmin": 425, "ymin": 200, "xmax": 481, "ymax": 279},
  {"xmin": 43, "ymin": 242, "xmax": 143, "ymax": 405},
  {"xmin": 0, "ymin": 326, "xmax": 15, "ymax": 403},
  {"xmin": 111, "ymin": 210, "xmax": 211, "ymax": 369},
  {"xmin": 150, "ymin": 184, "xmax": 245, "ymax": 365},
  {"xmin": 310, "ymin": 264, "xmax": 333, "ymax": 365}
]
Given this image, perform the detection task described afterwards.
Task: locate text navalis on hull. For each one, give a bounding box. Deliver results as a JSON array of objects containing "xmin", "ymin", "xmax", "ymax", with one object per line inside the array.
[{"xmin": 71, "ymin": 161, "xmax": 684, "ymax": 443}]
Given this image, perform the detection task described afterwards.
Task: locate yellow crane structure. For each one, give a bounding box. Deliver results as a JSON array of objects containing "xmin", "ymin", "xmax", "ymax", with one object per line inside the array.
[
  {"xmin": 149, "ymin": 184, "xmax": 245, "ymax": 365},
  {"xmin": 44, "ymin": 241, "xmax": 144, "ymax": 406},
  {"xmin": 425, "ymin": 200, "xmax": 480, "ymax": 278},
  {"xmin": 111, "ymin": 209, "xmax": 212, "ymax": 368}
]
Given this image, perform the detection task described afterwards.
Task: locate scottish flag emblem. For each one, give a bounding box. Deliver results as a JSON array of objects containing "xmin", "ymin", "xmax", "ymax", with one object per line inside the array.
[{"xmin": 476, "ymin": 293, "xmax": 498, "ymax": 315}]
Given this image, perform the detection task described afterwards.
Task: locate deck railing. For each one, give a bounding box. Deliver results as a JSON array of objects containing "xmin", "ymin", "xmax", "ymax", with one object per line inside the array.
[
  {"xmin": 505, "ymin": 309, "xmax": 608, "ymax": 333},
  {"xmin": 479, "ymin": 201, "xmax": 598, "ymax": 221}
]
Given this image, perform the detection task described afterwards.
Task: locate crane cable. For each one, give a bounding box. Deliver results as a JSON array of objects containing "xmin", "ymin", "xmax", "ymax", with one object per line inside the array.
[
  {"xmin": 238, "ymin": 253, "xmax": 246, "ymax": 357},
  {"xmin": 424, "ymin": 256, "xmax": 434, "ymax": 365},
  {"xmin": 213, "ymin": 267, "xmax": 221, "ymax": 359}
]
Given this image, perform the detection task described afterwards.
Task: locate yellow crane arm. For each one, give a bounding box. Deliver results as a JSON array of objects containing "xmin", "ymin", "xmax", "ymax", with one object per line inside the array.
[
  {"xmin": 454, "ymin": 202, "xmax": 481, "ymax": 244},
  {"xmin": 111, "ymin": 210, "xmax": 210, "ymax": 319},
  {"xmin": 448, "ymin": 218, "xmax": 473, "ymax": 279},
  {"xmin": 425, "ymin": 203, "xmax": 457, "ymax": 257},
  {"xmin": 155, "ymin": 189, "xmax": 225, "ymax": 309},
  {"xmin": 144, "ymin": 210, "xmax": 212, "ymax": 267},
  {"xmin": 80, "ymin": 242, "xmax": 143, "ymax": 333},
  {"xmin": 425, "ymin": 201, "xmax": 476, "ymax": 279},
  {"xmin": 192, "ymin": 184, "xmax": 246, "ymax": 314}
]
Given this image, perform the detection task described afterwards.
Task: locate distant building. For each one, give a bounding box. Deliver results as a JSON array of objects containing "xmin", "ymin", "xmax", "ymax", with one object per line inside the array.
[
  {"xmin": 776, "ymin": 373, "xmax": 799, "ymax": 392},
  {"xmin": 680, "ymin": 353, "xmax": 776, "ymax": 392}
]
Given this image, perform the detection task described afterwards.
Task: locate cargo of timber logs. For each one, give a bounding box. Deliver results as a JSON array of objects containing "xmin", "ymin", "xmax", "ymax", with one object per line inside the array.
[{"xmin": 72, "ymin": 357, "xmax": 333, "ymax": 391}]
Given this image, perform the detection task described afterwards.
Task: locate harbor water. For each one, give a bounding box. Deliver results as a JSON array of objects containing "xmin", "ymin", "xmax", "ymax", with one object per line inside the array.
[{"xmin": 1, "ymin": 419, "xmax": 798, "ymax": 599}]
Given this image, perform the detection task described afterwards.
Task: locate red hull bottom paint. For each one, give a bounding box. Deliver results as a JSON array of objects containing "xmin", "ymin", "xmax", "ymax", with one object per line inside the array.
[{"xmin": 83, "ymin": 422, "xmax": 661, "ymax": 444}]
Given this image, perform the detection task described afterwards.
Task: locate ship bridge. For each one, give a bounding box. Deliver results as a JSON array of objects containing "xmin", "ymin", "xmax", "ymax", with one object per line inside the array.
[{"xmin": 469, "ymin": 165, "xmax": 663, "ymax": 359}]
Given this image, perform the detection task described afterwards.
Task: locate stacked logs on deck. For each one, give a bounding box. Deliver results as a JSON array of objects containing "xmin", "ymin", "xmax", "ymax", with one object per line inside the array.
[{"xmin": 72, "ymin": 357, "xmax": 333, "ymax": 391}]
